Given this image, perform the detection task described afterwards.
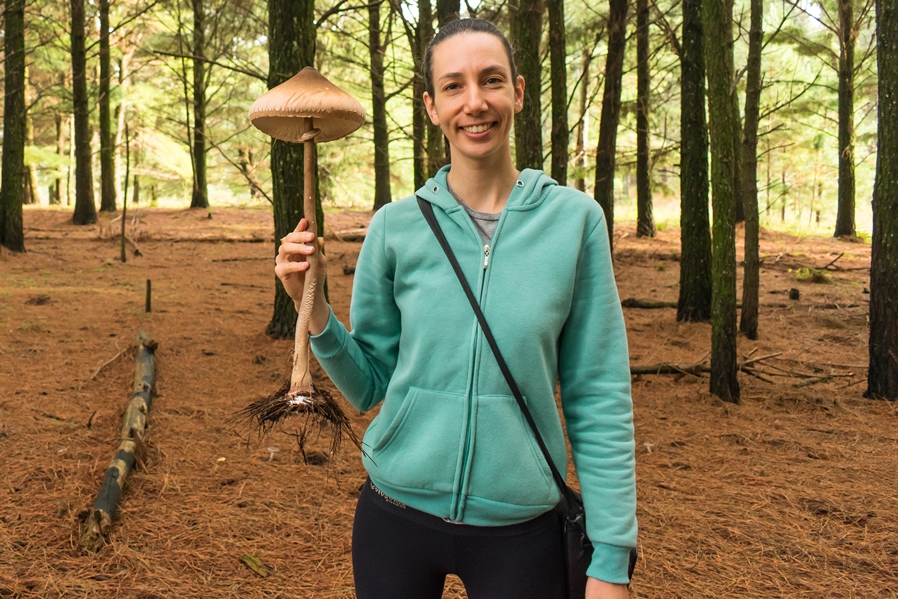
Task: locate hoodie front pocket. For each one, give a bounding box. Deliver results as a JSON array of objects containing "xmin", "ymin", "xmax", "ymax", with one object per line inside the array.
[
  {"xmin": 466, "ymin": 394, "xmax": 557, "ymax": 506},
  {"xmin": 365, "ymin": 386, "xmax": 467, "ymax": 492}
]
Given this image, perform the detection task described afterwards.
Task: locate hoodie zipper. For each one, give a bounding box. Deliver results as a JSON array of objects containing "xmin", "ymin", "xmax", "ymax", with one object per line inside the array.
[{"xmin": 450, "ymin": 214, "xmax": 507, "ymax": 522}]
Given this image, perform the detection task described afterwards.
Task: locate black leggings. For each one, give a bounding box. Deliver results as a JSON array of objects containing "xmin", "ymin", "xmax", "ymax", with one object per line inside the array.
[{"xmin": 352, "ymin": 479, "xmax": 565, "ymax": 599}]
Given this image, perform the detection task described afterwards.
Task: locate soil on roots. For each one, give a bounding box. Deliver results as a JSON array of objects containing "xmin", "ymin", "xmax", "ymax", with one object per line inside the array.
[{"xmin": 0, "ymin": 206, "xmax": 894, "ymax": 599}]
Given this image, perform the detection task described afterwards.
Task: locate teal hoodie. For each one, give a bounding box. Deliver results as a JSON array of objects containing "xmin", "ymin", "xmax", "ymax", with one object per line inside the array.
[{"xmin": 310, "ymin": 166, "xmax": 637, "ymax": 583}]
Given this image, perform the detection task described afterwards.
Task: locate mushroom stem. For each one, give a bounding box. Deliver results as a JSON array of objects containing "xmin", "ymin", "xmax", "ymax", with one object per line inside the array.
[{"xmin": 289, "ymin": 118, "xmax": 319, "ymax": 397}]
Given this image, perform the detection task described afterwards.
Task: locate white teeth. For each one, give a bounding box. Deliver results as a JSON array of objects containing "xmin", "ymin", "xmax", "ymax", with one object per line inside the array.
[{"xmin": 464, "ymin": 124, "xmax": 492, "ymax": 133}]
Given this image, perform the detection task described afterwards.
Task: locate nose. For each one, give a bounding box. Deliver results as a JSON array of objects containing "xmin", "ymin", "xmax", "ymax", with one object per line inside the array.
[{"xmin": 462, "ymin": 85, "xmax": 487, "ymax": 114}]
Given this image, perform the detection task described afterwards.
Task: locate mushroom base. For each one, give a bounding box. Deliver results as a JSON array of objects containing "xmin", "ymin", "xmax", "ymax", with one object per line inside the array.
[{"xmin": 229, "ymin": 379, "xmax": 361, "ymax": 460}]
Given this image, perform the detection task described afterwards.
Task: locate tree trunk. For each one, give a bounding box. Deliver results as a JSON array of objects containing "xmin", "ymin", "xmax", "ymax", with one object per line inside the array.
[
  {"xmin": 636, "ymin": 0, "xmax": 654, "ymax": 237},
  {"xmin": 370, "ymin": 0, "xmax": 392, "ymax": 210},
  {"xmin": 99, "ymin": 0, "xmax": 116, "ymax": 212},
  {"xmin": 436, "ymin": 0, "xmax": 459, "ymax": 26},
  {"xmin": 704, "ymin": 0, "xmax": 740, "ymax": 403},
  {"xmin": 190, "ymin": 0, "xmax": 209, "ymax": 209},
  {"xmin": 420, "ymin": 0, "xmax": 443, "ymax": 177},
  {"xmin": 677, "ymin": 0, "xmax": 712, "ymax": 323},
  {"xmin": 594, "ymin": 0, "xmax": 628, "ymax": 250},
  {"xmin": 866, "ymin": 0, "xmax": 898, "ymax": 400},
  {"xmin": 81, "ymin": 332, "xmax": 157, "ymax": 551},
  {"xmin": 574, "ymin": 48, "xmax": 591, "ymax": 193},
  {"xmin": 510, "ymin": 0, "xmax": 545, "ymax": 171},
  {"xmin": 114, "ymin": 50, "xmax": 135, "ymax": 208},
  {"xmin": 739, "ymin": 0, "xmax": 763, "ymax": 340},
  {"xmin": 834, "ymin": 0, "xmax": 856, "ymax": 237},
  {"xmin": 71, "ymin": 0, "xmax": 97, "ymax": 225},
  {"xmin": 548, "ymin": 0, "xmax": 568, "ymax": 184},
  {"xmin": 266, "ymin": 0, "xmax": 316, "ymax": 339},
  {"xmin": 732, "ymin": 91, "xmax": 744, "ymax": 224},
  {"xmin": 52, "ymin": 112, "xmax": 65, "ymax": 205},
  {"xmin": 133, "ymin": 176, "xmax": 140, "ymax": 206},
  {"xmin": 411, "ymin": 2, "xmax": 428, "ymax": 189},
  {"xmin": 0, "ymin": 0, "xmax": 26, "ymax": 251}
]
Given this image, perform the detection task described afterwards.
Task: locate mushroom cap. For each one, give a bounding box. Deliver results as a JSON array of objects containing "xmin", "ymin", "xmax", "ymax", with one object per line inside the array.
[{"xmin": 249, "ymin": 67, "xmax": 366, "ymax": 143}]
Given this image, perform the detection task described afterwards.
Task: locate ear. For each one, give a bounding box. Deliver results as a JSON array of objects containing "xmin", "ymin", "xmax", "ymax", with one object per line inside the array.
[
  {"xmin": 423, "ymin": 91, "xmax": 440, "ymax": 126},
  {"xmin": 513, "ymin": 75, "xmax": 525, "ymax": 114}
]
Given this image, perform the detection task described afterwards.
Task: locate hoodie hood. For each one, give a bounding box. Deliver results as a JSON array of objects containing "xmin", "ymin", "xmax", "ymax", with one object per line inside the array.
[{"xmin": 415, "ymin": 165, "xmax": 559, "ymax": 213}]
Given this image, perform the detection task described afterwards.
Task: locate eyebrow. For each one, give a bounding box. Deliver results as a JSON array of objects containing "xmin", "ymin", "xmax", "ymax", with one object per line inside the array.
[{"xmin": 438, "ymin": 65, "xmax": 509, "ymax": 82}]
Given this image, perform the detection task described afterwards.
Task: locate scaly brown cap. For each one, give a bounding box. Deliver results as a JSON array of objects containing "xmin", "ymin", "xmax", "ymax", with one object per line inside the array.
[{"xmin": 249, "ymin": 67, "xmax": 366, "ymax": 143}]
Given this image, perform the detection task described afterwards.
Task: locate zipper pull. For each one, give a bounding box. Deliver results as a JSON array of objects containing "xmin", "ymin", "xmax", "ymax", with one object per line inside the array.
[{"xmin": 483, "ymin": 244, "xmax": 490, "ymax": 269}]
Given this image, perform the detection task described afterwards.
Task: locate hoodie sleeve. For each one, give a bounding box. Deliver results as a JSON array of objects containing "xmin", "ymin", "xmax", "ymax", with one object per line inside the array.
[
  {"xmin": 558, "ymin": 215, "xmax": 637, "ymax": 584},
  {"xmin": 310, "ymin": 207, "xmax": 400, "ymax": 412}
]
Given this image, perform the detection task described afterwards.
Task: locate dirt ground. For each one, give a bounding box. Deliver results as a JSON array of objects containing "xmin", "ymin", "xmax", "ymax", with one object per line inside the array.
[{"xmin": 1, "ymin": 206, "xmax": 895, "ymax": 599}]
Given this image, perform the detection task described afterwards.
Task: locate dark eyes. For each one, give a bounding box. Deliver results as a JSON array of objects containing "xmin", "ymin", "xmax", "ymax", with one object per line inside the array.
[{"xmin": 441, "ymin": 77, "xmax": 503, "ymax": 92}]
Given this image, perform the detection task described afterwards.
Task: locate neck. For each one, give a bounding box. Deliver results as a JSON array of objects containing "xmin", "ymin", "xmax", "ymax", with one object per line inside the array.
[{"xmin": 446, "ymin": 152, "xmax": 520, "ymax": 214}]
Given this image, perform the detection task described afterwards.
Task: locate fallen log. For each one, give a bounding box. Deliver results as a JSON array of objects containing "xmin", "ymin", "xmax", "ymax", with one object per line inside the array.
[{"xmin": 80, "ymin": 332, "xmax": 157, "ymax": 552}]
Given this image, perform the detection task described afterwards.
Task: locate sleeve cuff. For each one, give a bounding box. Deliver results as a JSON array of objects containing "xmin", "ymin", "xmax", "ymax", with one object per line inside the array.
[
  {"xmin": 309, "ymin": 307, "xmax": 345, "ymax": 359},
  {"xmin": 586, "ymin": 542, "xmax": 636, "ymax": 585}
]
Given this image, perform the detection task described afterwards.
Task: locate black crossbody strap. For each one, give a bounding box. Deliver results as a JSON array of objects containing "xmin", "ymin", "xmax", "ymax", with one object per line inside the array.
[{"xmin": 417, "ymin": 197, "xmax": 575, "ymax": 502}]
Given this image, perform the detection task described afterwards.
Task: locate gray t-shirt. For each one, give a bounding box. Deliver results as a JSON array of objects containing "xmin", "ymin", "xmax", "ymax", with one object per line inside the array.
[{"xmin": 447, "ymin": 184, "xmax": 500, "ymax": 245}]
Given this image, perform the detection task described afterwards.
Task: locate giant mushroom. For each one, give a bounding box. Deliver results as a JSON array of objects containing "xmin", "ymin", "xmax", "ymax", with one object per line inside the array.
[{"xmin": 233, "ymin": 67, "xmax": 365, "ymax": 455}]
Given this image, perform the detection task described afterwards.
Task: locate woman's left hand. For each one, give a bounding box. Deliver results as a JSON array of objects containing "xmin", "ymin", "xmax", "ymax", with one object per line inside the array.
[{"xmin": 585, "ymin": 577, "xmax": 629, "ymax": 599}]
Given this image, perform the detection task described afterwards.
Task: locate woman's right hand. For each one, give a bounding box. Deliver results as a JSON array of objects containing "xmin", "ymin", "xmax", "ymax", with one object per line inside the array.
[{"xmin": 275, "ymin": 218, "xmax": 332, "ymax": 335}]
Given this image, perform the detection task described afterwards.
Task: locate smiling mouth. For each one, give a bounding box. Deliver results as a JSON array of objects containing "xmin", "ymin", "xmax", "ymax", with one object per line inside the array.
[{"xmin": 462, "ymin": 123, "xmax": 493, "ymax": 134}]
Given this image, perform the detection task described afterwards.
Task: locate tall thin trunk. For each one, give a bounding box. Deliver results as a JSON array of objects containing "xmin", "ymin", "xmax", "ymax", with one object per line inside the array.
[
  {"xmin": 636, "ymin": 0, "xmax": 654, "ymax": 237},
  {"xmin": 71, "ymin": 0, "xmax": 98, "ymax": 225},
  {"xmin": 866, "ymin": 0, "xmax": 898, "ymax": 399},
  {"xmin": 835, "ymin": 0, "xmax": 856, "ymax": 237},
  {"xmin": 1, "ymin": 0, "xmax": 26, "ymax": 251},
  {"xmin": 548, "ymin": 0, "xmax": 568, "ymax": 183},
  {"xmin": 510, "ymin": 0, "xmax": 545, "ymax": 171},
  {"xmin": 52, "ymin": 113, "xmax": 65, "ymax": 205},
  {"xmin": 114, "ymin": 50, "xmax": 135, "ymax": 206},
  {"xmin": 704, "ymin": 0, "xmax": 740, "ymax": 403},
  {"xmin": 574, "ymin": 48, "xmax": 591, "ymax": 193},
  {"xmin": 678, "ymin": 0, "xmax": 712, "ymax": 323},
  {"xmin": 267, "ymin": 0, "xmax": 316, "ymax": 339},
  {"xmin": 421, "ymin": 0, "xmax": 443, "ymax": 177},
  {"xmin": 732, "ymin": 91, "xmax": 744, "ymax": 224},
  {"xmin": 594, "ymin": 0, "xmax": 628, "ymax": 250},
  {"xmin": 99, "ymin": 0, "xmax": 116, "ymax": 212},
  {"xmin": 739, "ymin": 0, "xmax": 763, "ymax": 340},
  {"xmin": 411, "ymin": 2, "xmax": 428, "ymax": 189},
  {"xmin": 370, "ymin": 0, "xmax": 392, "ymax": 210},
  {"xmin": 23, "ymin": 67, "xmax": 39, "ymax": 206},
  {"xmin": 190, "ymin": 0, "xmax": 209, "ymax": 208},
  {"xmin": 436, "ymin": 0, "xmax": 459, "ymax": 26}
]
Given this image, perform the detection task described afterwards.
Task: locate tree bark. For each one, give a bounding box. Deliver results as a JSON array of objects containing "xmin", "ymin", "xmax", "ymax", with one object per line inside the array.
[
  {"xmin": 71, "ymin": 0, "xmax": 98, "ymax": 225},
  {"xmin": 23, "ymin": 67, "xmax": 39, "ymax": 206},
  {"xmin": 594, "ymin": 0, "xmax": 628, "ymax": 250},
  {"xmin": 436, "ymin": 0, "xmax": 459, "ymax": 26},
  {"xmin": 866, "ymin": 0, "xmax": 898, "ymax": 400},
  {"xmin": 510, "ymin": 0, "xmax": 545, "ymax": 171},
  {"xmin": 636, "ymin": 0, "xmax": 654, "ymax": 237},
  {"xmin": 266, "ymin": 0, "xmax": 316, "ymax": 339},
  {"xmin": 739, "ymin": 0, "xmax": 763, "ymax": 340},
  {"xmin": 1, "ymin": 0, "xmax": 26, "ymax": 251},
  {"xmin": 190, "ymin": 0, "xmax": 209, "ymax": 209},
  {"xmin": 411, "ymin": 2, "xmax": 428, "ymax": 189},
  {"xmin": 834, "ymin": 0, "xmax": 856, "ymax": 237},
  {"xmin": 81, "ymin": 333, "xmax": 157, "ymax": 551},
  {"xmin": 548, "ymin": 0, "xmax": 568, "ymax": 184},
  {"xmin": 421, "ymin": 0, "xmax": 444, "ymax": 177},
  {"xmin": 52, "ymin": 112, "xmax": 65, "ymax": 205},
  {"xmin": 677, "ymin": 0, "xmax": 712, "ymax": 323},
  {"xmin": 99, "ymin": 0, "xmax": 116, "ymax": 212},
  {"xmin": 370, "ymin": 0, "xmax": 392, "ymax": 210},
  {"xmin": 574, "ymin": 48, "xmax": 591, "ymax": 193},
  {"xmin": 703, "ymin": 0, "xmax": 740, "ymax": 403}
]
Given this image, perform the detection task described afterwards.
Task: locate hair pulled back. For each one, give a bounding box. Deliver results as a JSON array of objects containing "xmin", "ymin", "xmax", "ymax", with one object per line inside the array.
[{"xmin": 422, "ymin": 18, "xmax": 518, "ymax": 97}]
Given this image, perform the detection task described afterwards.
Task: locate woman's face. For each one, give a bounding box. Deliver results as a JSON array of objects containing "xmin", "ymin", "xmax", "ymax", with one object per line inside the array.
[{"xmin": 423, "ymin": 32, "xmax": 525, "ymax": 166}]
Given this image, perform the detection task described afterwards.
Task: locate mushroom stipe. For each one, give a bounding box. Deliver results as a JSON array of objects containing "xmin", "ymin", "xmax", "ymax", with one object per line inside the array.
[{"xmin": 228, "ymin": 379, "xmax": 362, "ymax": 460}]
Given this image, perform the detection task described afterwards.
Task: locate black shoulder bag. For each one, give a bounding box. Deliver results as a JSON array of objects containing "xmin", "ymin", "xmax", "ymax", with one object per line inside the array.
[{"xmin": 417, "ymin": 197, "xmax": 636, "ymax": 597}]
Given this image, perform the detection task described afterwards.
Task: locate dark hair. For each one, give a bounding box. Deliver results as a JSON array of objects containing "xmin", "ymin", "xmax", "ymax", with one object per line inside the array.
[{"xmin": 422, "ymin": 18, "xmax": 518, "ymax": 97}]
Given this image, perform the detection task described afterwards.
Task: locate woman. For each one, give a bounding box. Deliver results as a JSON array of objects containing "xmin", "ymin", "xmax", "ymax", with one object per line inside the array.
[{"xmin": 275, "ymin": 18, "xmax": 636, "ymax": 599}]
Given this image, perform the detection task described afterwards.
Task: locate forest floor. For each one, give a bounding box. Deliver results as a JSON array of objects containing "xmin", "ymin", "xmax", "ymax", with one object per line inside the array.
[{"xmin": 1, "ymin": 205, "xmax": 895, "ymax": 599}]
